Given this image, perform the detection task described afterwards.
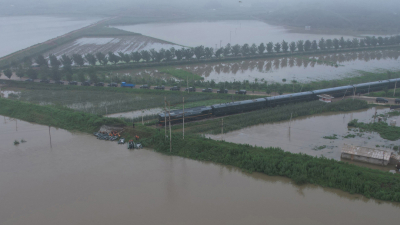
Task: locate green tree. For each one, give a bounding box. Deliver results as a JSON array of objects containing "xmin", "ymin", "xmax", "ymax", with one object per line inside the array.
[
  {"xmin": 60, "ymin": 54, "xmax": 72, "ymax": 71},
  {"xmin": 258, "ymin": 43, "xmax": 265, "ymax": 54},
  {"xmin": 194, "ymin": 45, "xmax": 205, "ymax": 59},
  {"xmin": 223, "ymin": 43, "xmax": 231, "ymax": 56},
  {"xmin": 108, "ymin": 52, "xmax": 120, "ymax": 65},
  {"xmin": 204, "ymin": 47, "xmax": 214, "ymax": 58},
  {"xmin": 364, "ymin": 36, "xmax": 371, "ymax": 46},
  {"xmin": 359, "ymin": 39, "xmax": 366, "ymax": 47},
  {"xmin": 333, "ymin": 38, "xmax": 339, "ymax": 49},
  {"xmin": 266, "ymin": 42, "xmax": 274, "ymax": 53},
  {"xmin": 88, "ymin": 69, "xmax": 98, "ymax": 83},
  {"xmin": 49, "ymin": 54, "xmax": 60, "ymax": 69},
  {"xmin": 241, "ymin": 44, "xmax": 250, "ymax": 55},
  {"xmin": 95, "ymin": 52, "xmax": 107, "ymax": 65},
  {"xmin": 35, "ymin": 55, "xmax": 48, "ymax": 67},
  {"xmin": 23, "ymin": 56, "xmax": 32, "ymax": 69},
  {"xmin": 130, "ymin": 51, "xmax": 141, "ymax": 62},
  {"xmin": 165, "ymin": 50, "xmax": 173, "ymax": 60},
  {"xmin": 296, "ymin": 40, "xmax": 304, "ymax": 52},
  {"xmin": 326, "ymin": 39, "xmax": 333, "ymax": 49},
  {"xmin": 250, "ymin": 44, "xmax": 257, "ymax": 55},
  {"xmin": 77, "ymin": 71, "xmax": 86, "ymax": 82},
  {"xmin": 318, "ymin": 38, "xmax": 326, "ymax": 50},
  {"xmin": 371, "ymin": 36, "xmax": 378, "ymax": 46},
  {"xmin": 184, "ymin": 48, "xmax": 194, "ymax": 59},
  {"xmin": 118, "ymin": 52, "xmax": 131, "ymax": 64},
  {"xmin": 346, "ymin": 39, "xmax": 352, "ymax": 48},
  {"xmin": 304, "ymin": 40, "xmax": 311, "ymax": 51},
  {"xmin": 273, "ymin": 42, "xmax": 281, "ymax": 53},
  {"xmin": 339, "ymin": 37, "xmax": 346, "ymax": 48},
  {"xmin": 377, "ymin": 36, "xmax": 384, "ymax": 46},
  {"xmin": 232, "ymin": 44, "xmax": 241, "ymax": 56},
  {"xmin": 51, "ymin": 68, "xmax": 61, "ymax": 81},
  {"xmin": 155, "ymin": 48, "xmax": 165, "ymax": 62},
  {"xmin": 215, "ymin": 48, "xmax": 223, "ymax": 58},
  {"xmin": 84, "ymin": 53, "xmax": 97, "ymax": 66},
  {"xmin": 311, "ymin": 40, "xmax": 318, "ymax": 50},
  {"xmin": 39, "ymin": 66, "xmax": 49, "ymax": 80},
  {"xmin": 3, "ymin": 68, "xmax": 12, "ymax": 79},
  {"xmin": 72, "ymin": 54, "xmax": 85, "ymax": 67},
  {"xmin": 26, "ymin": 68, "xmax": 38, "ymax": 80},
  {"xmin": 141, "ymin": 50, "xmax": 151, "ymax": 62},
  {"xmin": 352, "ymin": 38, "xmax": 359, "ymax": 48},
  {"xmin": 281, "ymin": 40, "xmax": 289, "ymax": 53},
  {"xmin": 15, "ymin": 65, "xmax": 25, "ymax": 80},
  {"xmin": 174, "ymin": 49, "xmax": 183, "ymax": 60},
  {"xmin": 289, "ymin": 42, "xmax": 296, "ymax": 52}
]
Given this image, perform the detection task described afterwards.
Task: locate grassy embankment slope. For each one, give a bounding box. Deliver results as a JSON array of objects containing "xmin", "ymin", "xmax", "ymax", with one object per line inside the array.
[{"xmin": 0, "ymin": 98, "xmax": 124, "ymax": 133}]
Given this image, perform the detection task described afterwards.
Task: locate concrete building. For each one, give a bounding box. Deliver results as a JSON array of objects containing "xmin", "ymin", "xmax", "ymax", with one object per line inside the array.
[{"xmin": 341, "ymin": 144, "xmax": 391, "ymax": 166}]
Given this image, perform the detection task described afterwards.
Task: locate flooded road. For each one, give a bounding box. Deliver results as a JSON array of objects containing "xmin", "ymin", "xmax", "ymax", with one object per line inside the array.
[
  {"xmin": 207, "ymin": 107, "xmax": 400, "ymax": 162},
  {"xmin": 0, "ymin": 16, "xmax": 98, "ymax": 58},
  {"xmin": 114, "ymin": 20, "xmax": 353, "ymax": 48},
  {"xmin": 1, "ymin": 117, "xmax": 400, "ymax": 225}
]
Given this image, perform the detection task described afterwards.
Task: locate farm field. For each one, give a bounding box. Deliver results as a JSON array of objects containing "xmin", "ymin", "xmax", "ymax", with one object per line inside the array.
[
  {"xmin": 43, "ymin": 35, "xmax": 181, "ymax": 58},
  {"xmin": 114, "ymin": 20, "xmax": 354, "ymax": 48},
  {"xmin": 0, "ymin": 16, "xmax": 99, "ymax": 58}
]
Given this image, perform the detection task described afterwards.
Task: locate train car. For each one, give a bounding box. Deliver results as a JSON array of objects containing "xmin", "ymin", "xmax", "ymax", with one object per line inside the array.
[
  {"xmin": 158, "ymin": 106, "xmax": 212, "ymax": 125},
  {"xmin": 211, "ymin": 98, "xmax": 266, "ymax": 116},
  {"xmin": 353, "ymin": 80, "xmax": 390, "ymax": 94},
  {"xmin": 265, "ymin": 91, "xmax": 315, "ymax": 107},
  {"xmin": 388, "ymin": 78, "xmax": 400, "ymax": 89},
  {"xmin": 312, "ymin": 85, "xmax": 354, "ymax": 98}
]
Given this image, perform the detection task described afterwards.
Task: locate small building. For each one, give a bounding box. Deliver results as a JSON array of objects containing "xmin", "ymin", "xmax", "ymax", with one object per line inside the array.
[
  {"xmin": 317, "ymin": 94, "xmax": 334, "ymax": 103},
  {"xmin": 341, "ymin": 144, "xmax": 391, "ymax": 166}
]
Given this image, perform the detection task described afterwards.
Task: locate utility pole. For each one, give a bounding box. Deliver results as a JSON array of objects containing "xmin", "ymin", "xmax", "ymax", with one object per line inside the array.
[
  {"xmin": 164, "ymin": 97, "xmax": 167, "ymax": 140},
  {"xmin": 169, "ymin": 101, "xmax": 172, "ymax": 153},
  {"xmin": 183, "ymin": 97, "xmax": 185, "ymax": 140},
  {"xmin": 142, "ymin": 110, "xmax": 144, "ymax": 125},
  {"xmin": 221, "ymin": 118, "xmax": 224, "ymax": 135},
  {"xmin": 394, "ymin": 81, "xmax": 397, "ymax": 97},
  {"xmin": 187, "ymin": 75, "xmax": 189, "ymax": 93}
]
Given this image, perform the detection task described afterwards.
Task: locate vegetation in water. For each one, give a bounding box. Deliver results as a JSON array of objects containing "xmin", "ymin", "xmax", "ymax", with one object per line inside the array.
[
  {"xmin": 14, "ymin": 140, "xmax": 20, "ymax": 145},
  {"xmin": 323, "ymin": 134, "xmax": 338, "ymax": 139},
  {"xmin": 146, "ymin": 132, "xmax": 400, "ymax": 202},
  {"xmin": 313, "ymin": 145, "xmax": 327, "ymax": 150},
  {"xmin": 348, "ymin": 119, "xmax": 400, "ymax": 141},
  {"xmin": 159, "ymin": 68, "xmax": 204, "ymax": 81}
]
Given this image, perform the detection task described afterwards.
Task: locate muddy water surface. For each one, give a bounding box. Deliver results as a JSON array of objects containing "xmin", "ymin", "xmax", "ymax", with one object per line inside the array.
[
  {"xmin": 207, "ymin": 107, "xmax": 400, "ymax": 161},
  {"xmin": 1, "ymin": 117, "xmax": 400, "ymax": 225}
]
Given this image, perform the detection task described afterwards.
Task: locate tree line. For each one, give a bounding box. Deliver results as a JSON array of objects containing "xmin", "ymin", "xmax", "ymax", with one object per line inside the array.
[{"xmin": 2, "ymin": 35, "xmax": 400, "ymax": 82}]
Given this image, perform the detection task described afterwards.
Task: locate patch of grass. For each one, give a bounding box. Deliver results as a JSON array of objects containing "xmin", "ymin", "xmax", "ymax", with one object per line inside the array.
[
  {"xmin": 323, "ymin": 134, "xmax": 338, "ymax": 139},
  {"xmin": 0, "ymin": 98, "xmax": 125, "ymax": 133},
  {"xmin": 159, "ymin": 68, "xmax": 204, "ymax": 81},
  {"xmin": 348, "ymin": 119, "xmax": 400, "ymax": 141},
  {"xmin": 313, "ymin": 145, "xmax": 327, "ymax": 150},
  {"xmin": 343, "ymin": 134, "xmax": 356, "ymax": 138}
]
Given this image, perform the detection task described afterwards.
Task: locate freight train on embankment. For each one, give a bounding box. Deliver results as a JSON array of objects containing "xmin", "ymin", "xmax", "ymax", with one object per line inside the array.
[{"xmin": 158, "ymin": 79, "xmax": 400, "ymax": 125}]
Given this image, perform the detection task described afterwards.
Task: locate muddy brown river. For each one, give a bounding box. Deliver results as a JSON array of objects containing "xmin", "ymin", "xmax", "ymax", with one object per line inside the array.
[{"xmin": 1, "ymin": 116, "xmax": 400, "ymax": 225}]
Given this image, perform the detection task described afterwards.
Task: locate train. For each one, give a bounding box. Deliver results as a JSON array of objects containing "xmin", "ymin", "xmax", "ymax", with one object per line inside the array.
[{"xmin": 158, "ymin": 79, "xmax": 400, "ymax": 126}]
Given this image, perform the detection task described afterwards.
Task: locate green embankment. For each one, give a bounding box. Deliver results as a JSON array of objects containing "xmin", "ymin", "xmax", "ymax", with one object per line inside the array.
[
  {"xmin": 147, "ymin": 132, "xmax": 400, "ymax": 202},
  {"xmin": 0, "ymin": 98, "xmax": 124, "ymax": 133},
  {"xmin": 348, "ymin": 119, "xmax": 400, "ymax": 141},
  {"xmin": 159, "ymin": 68, "xmax": 204, "ymax": 81},
  {"xmin": 179, "ymin": 99, "xmax": 369, "ymax": 134}
]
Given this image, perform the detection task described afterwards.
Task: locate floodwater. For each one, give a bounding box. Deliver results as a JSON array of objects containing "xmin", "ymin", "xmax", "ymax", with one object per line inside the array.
[
  {"xmin": 177, "ymin": 49, "xmax": 400, "ymax": 83},
  {"xmin": 1, "ymin": 117, "xmax": 400, "ymax": 224},
  {"xmin": 207, "ymin": 107, "xmax": 400, "ymax": 162},
  {"xmin": 114, "ymin": 49, "xmax": 400, "ymax": 83},
  {"xmin": 106, "ymin": 107, "xmax": 163, "ymax": 118},
  {"xmin": 114, "ymin": 20, "xmax": 353, "ymax": 48},
  {"xmin": 0, "ymin": 16, "xmax": 99, "ymax": 58}
]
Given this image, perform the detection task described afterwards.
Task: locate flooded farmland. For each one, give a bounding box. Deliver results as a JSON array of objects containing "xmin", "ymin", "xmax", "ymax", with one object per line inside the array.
[
  {"xmin": 1, "ymin": 117, "xmax": 400, "ymax": 225},
  {"xmin": 207, "ymin": 107, "xmax": 400, "ymax": 162},
  {"xmin": 114, "ymin": 20, "xmax": 353, "ymax": 48},
  {"xmin": 0, "ymin": 16, "xmax": 99, "ymax": 58}
]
